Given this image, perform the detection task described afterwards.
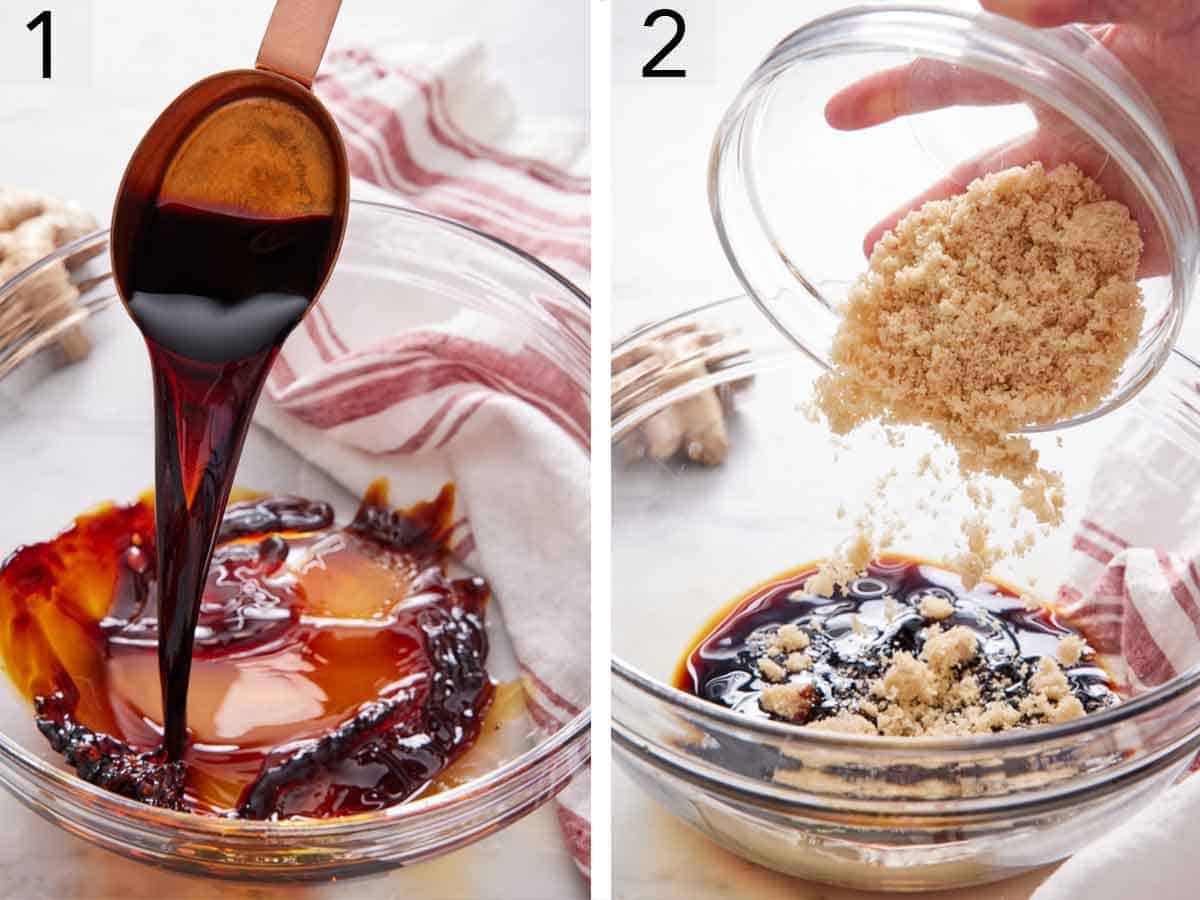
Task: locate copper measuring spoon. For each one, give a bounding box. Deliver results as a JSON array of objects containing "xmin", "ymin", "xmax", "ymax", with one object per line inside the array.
[{"xmin": 110, "ymin": 0, "xmax": 350, "ymax": 304}]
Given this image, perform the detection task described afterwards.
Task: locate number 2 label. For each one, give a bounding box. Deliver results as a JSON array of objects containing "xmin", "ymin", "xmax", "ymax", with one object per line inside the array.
[{"xmin": 642, "ymin": 9, "xmax": 685, "ymax": 78}]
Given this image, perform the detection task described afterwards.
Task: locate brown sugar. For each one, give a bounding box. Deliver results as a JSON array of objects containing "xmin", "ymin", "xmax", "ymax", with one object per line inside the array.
[
  {"xmin": 757, "ymin": 623, "xmax": 814, "ymax": 680},
  {"xmin": 807, "ymin": 164, "xmax": 1140, "ymax": 592},
  {"xmin": 815, "ymin": 162, "xmax": 1143, "ymax": 489},
  {"xmin": 803, "ymin": 530, "xmax": 876, "ymax": 596},
  {"xmin": 922, "ymin": 625, "xmax": 979, "ymax": 675},
  {"xmin": 877, "ymin": 652, "xmax": 936, "ymax": 705},
  {"xmin": 757, "ymin": 656, "xmax": 786, "ymax": 683},
  {"xmin": 810, "ymin": 622, "xmax": 1086, "ymax": 737},
  {"xmin": 785, "ymin": 652, "xmax": 812, "ymax": 673},
  {"xmin": 1056, "ymin": 634, "xmax": 1086, "ymax": 666},
  {"xmin": 918, "ymin": 593, "xmax": 954, "ymax": 620},
  {"xmin": 759, "ymin": 682, "xmax": 816, "ymax": 722},
  {"xmin": 770, "ymin": 623, "xmax": 810, "ymax": 653},
  {"xmin": 1029, "ymin": 655, "xmax": 1071, "ymax": 701}
]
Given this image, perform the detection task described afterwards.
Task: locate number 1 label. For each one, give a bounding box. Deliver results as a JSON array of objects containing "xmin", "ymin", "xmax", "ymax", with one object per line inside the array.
[
  {"xmin": 27, "ymin": 10, "xmax": 50, "ymax": 79},
  {"xmin": 0, "ymin": 3, "xmax": 90, "ymax": 85}
]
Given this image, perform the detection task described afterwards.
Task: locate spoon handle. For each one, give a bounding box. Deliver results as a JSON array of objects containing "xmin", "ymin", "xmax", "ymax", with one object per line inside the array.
[{"xmin": 255, "ymin": 0, "xmax": 344, "ymax": 88}]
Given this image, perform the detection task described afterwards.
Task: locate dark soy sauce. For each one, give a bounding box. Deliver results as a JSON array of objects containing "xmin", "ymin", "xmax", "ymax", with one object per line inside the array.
[
  {"xmin": 677, "ymin": 555, "xmax": 1119, "ymax": 724},
  {"xmin": 125, "ymin": 200, "xmax": 336, "ymax": 759}
]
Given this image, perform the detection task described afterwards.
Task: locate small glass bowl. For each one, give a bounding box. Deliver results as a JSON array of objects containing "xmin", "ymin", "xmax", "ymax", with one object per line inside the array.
[
  {"xmin": 710, "ymin": 2, "xmax": 1199, "ymax": 432},
  {"xmin": 612, "ymin": 295, "xmax": 1200, "ymax": 892},
  {"xmin": 0, "ymin": 200, "xmax": 590, "ymax": 880}
]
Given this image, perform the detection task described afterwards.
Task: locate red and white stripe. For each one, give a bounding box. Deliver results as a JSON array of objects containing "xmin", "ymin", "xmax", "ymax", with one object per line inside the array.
[
  {"xmin": 271, "ymin": 331, "xmax": 589, "ymax": 452},
  {"xmin": 315, "ymin": 44, "xmax": 590, "ymax": 286},
  {"xmin": 1065, "ymin": 433, "xmax": 1200, "ymax": 699},
  {"xmin": 262, "ymin": 41, "xmax": 591, "ymax": 875}
]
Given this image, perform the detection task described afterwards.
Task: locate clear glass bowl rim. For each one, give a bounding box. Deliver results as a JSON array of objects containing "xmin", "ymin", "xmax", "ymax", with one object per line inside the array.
[
  {"xmin": 0, "ymin": 198, "xmax": 591, "ymax": 836},
  {"xmin": 611, "ymin": 294, "xmax": 1200, "ymax": 758},
  {"xmin": 708, "ymin": 1, "xmax": 1200, "ymax": 434}
]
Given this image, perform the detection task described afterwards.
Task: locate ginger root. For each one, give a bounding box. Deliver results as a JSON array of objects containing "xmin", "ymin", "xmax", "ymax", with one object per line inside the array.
[
  {"xmin": 0, "ymin": 187, "xmax": 101, "ymax": 364},
  {"xmin": 612, "ymin": 321, "xmax": 752, "ymax": 466}
]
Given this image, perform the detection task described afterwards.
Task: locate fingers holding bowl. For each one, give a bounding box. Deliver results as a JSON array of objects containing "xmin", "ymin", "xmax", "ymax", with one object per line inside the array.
[
  {"xmin": 825, "ymin": 58, "xmax": 1022, "ymax": 131},
  {"xmin": 827, "ymin": 60, "xmax": 1169, "ymax": 275}
]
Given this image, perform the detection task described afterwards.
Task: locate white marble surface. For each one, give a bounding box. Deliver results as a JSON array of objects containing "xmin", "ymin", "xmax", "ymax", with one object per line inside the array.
[{"xmin": 0, "ymin": 3, "xmax": 587, "ymax": 898}]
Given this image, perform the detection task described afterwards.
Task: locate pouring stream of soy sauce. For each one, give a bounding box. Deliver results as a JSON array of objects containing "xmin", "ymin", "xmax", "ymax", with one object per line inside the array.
[{"xmin": 126, "ymin": 200, "xmax": 336, "ymax": 759}]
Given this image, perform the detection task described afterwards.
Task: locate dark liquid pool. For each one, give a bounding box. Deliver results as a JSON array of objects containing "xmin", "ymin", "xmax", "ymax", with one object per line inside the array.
[{"xmin": 676, "ymin": 556, "xmax": 1118, "ymax": 727}]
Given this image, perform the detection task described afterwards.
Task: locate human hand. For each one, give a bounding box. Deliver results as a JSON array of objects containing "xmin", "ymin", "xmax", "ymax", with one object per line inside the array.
[{"xmin": 824, "ymin": 0, "xmax": 1200, "ymax": 275}]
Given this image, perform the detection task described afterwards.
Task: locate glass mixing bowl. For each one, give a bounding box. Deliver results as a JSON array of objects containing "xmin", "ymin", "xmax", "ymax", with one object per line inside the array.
[
  {"xmin": 612, "ymin": 295, "xmax": 1200, "ymax": 892},
  {"xmin": 0, "ymin": 200, "xmax": 590, "ymax": 880},
  {"xmin": 710, "ymin": 2, "xmax": 1199, "ymax": 432}
]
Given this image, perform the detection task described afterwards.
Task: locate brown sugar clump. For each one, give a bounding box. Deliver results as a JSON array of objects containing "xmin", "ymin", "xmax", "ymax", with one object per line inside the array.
[
  {"xmin": 803, "ymin": 531, "xmax": 876, "ymax": 596},
  {"xmin": 1056, "ymin": 634, "xmax": 1086, "ymax": 667},
  {"xmin": 770, "ymin": 623, "xmax": 809, "ymax": 654},
  {"xmin": 877, "ymin": 652, "xmax": 935, "ymax": 705},
  {"xmin": 815, "ymin": 162, "xmax": 1143, "ymax": 486},
  {"xmin": 922, "ymin": 625, "xmax": 979, "ymax": 676},
  {"xmin": 973, "ymin": 700, "xmax": 1022, "ymax": 731},
  {"xmin": 1029, "ymin": 655, "xmax": 1070, "ymax": 701},
  {"xmin": 918, "ymin": 594, "xmax": 954, "ymax": 621},
  {"xmin": 805, "ymin": 711, "xmax": 875, "ymax": 735},
  {"xmin": 759, "ymin": 682, "xmax": 816, "ymax": 722},
  {"xmin": 785, "ymin": 652, "xmax": 811, "ymax": 673},
  {"xmin": 1049, "ymin": 694, "xmax": 1085, "ymax": 723},
  {"xmin": 757, "ymin": 656, "xmax": 786, "ymax": 683},
  {"xmin": 845, "ymin": 531, "xmax": 873, "ymax": 571}
]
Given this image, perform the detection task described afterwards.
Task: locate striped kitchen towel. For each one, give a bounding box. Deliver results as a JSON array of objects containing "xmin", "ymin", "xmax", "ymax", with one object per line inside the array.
[
  {"xmin": 255, "ymin": 40, "xmax": 591, "ymax": 876},
  {"xmin": 1035, "ymin": 412, "xmax": 1200, "ymax": 895},
  {"xmin": 316, "ymin": 43, "xmax": 589, "ymax": 288},
  {"xmin": 1056, "ymin": 407, "xmax": 1200, "ymax": 693}
]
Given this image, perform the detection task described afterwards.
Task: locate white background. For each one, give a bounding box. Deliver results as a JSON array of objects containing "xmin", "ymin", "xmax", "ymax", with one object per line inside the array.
[{"xmin": 0, "ymin": 3, "xmax": 588, "ymax": 899}]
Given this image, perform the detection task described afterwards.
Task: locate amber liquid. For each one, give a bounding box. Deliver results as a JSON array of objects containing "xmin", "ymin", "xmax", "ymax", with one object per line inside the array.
[
  {"xmin": 0, "ymin": 484, "xmax": 495, "ymax": 816},
  {"xmin": 125, "ymin": 200, "xmax": 335, "ymax": 760}
]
